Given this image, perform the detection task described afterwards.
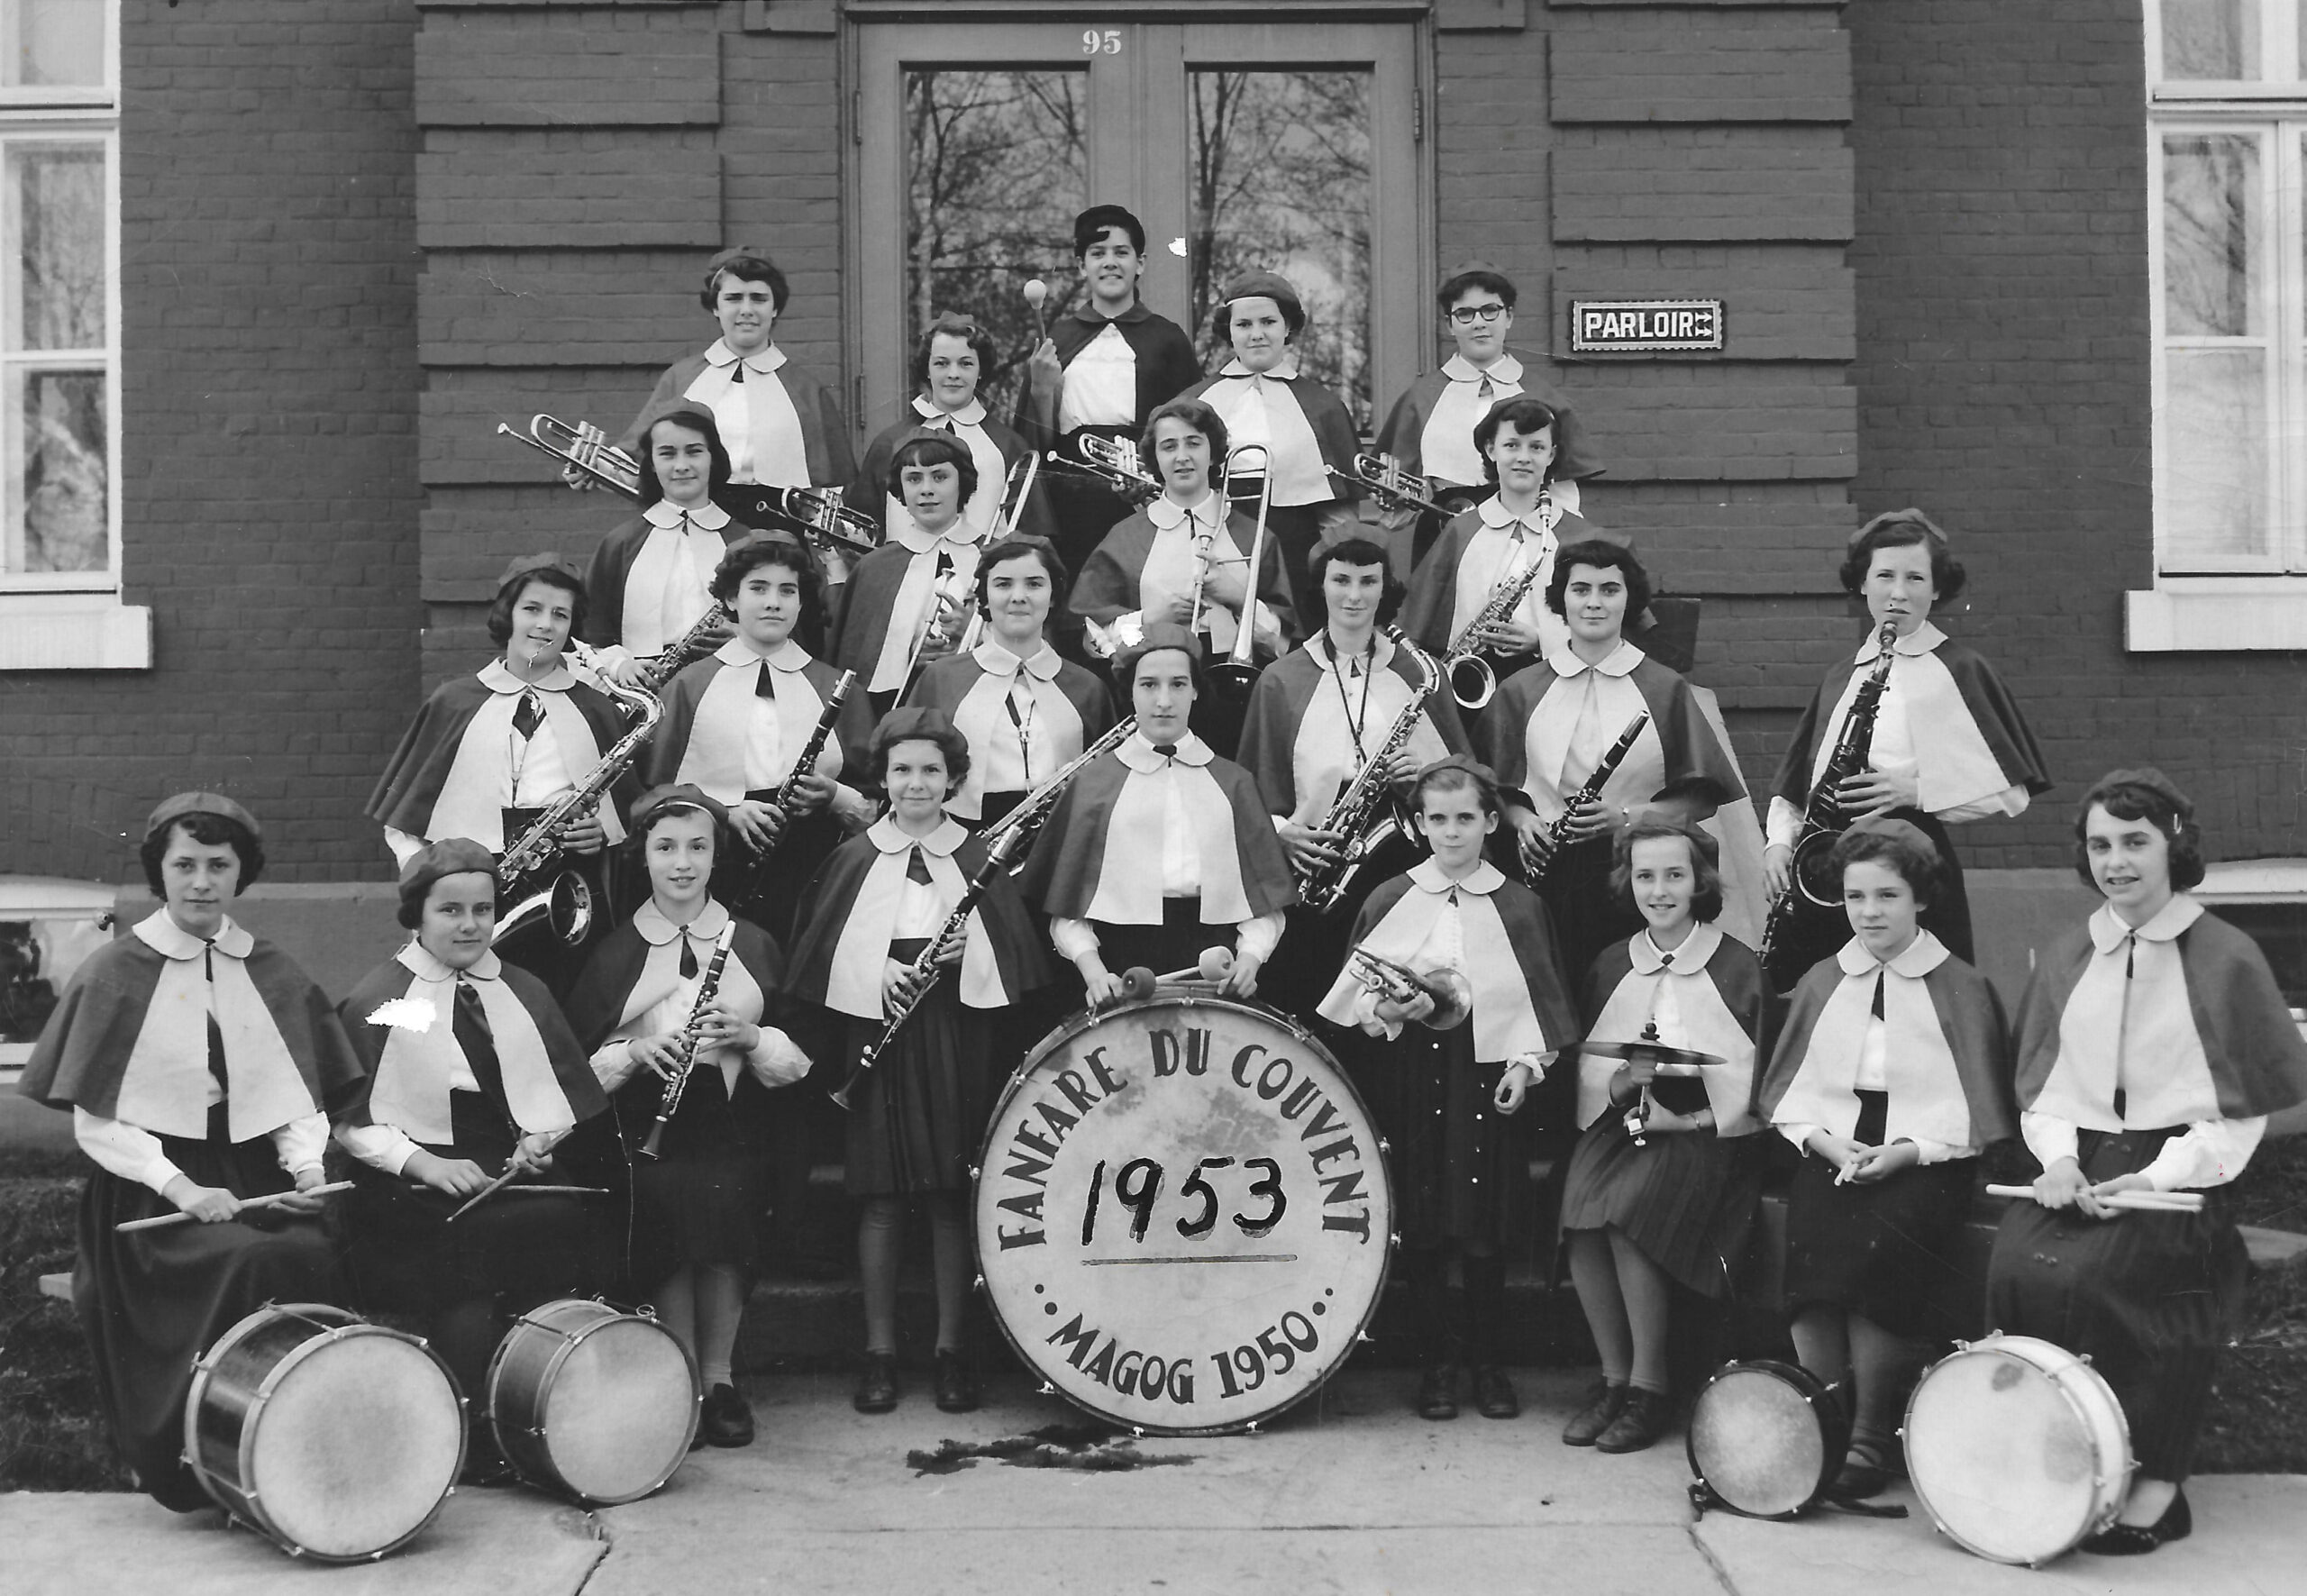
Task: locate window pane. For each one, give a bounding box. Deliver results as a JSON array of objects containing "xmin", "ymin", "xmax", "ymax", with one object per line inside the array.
[
  {"xmin": 1188, "ymin": 70, "xmax": 1373, "ymax": 430},
  {"xmin": 15, "ymin": 369, "xmax": 107, "ymax": 572},
  {"xmin": 2163, "ymin": 133, "xmax": 2260, "ymax": 337},
  {"xmin": 9, "ymin": 140, "xmax": 105, "ymax": 350},
  {"xmin": 1, "ymin": 915, "xmax": 110, "ymax": 1044},
  {"xmin": 905, "ymin": 69, "xmax": 1089, "ymax": 424},
  {"xmin": 3, "ymin": 0, "xmax": 105, "ymax": 90},
  {"xmin": 2161, "ymin": 349, "xmax": 2270, "ymax": 565},
  {"xmin": 2160, "ymin": 0, "xmax": 2262, "ymax": 79}
]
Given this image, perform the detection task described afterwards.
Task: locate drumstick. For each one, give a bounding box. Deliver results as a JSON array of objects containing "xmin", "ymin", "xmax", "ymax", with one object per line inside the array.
[
  {"xmin": 1984, "ymin": 1182, "xmax": 2204, "ymax": 1212},
  {"xmin": 116, "ymin": 1181, "xmax": 353, "ymax": 1233},
  {"xmin": 1024, "ymin": 278, "xmax": 1049, "ymax": 343}
]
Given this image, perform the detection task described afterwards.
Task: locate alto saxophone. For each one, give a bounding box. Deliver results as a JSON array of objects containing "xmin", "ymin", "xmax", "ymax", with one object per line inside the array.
[
  {"xmin": 493, "ymin": 643, "xmax": 664, "ymax": 948},
  {"xmin": 1297, "ymin": 629, "xmax": 1441, "ymax": 914},
  {"xmin": 1442, "ymin": 485, "xmax": 1557, "ymax": 710}
]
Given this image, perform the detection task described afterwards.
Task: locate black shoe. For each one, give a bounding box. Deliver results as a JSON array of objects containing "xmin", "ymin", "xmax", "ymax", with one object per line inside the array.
[
  {"xmin": 699, "ymin": 1382, "xmax": 755, "ymax": 1447},
  {"xmin": 1827, "ymin": 1436, "xmax": 1892, "ymax": 1500},
  {"xmin": 1473, "ymin": 1365, "xmax": 1520, "ymax": 1419},
  {"xmin": 934, "ymin": 1349, "xmax": 980, "ymax": 1414},
  {"xmin": 1416, "ymin": 1363, "xmax": 1459, "ymax": 1420},
  {"xmin": 1595, "ymin": 1386, "xmax": 1673, "ymax": 1455},
  {"xmin": 2083, "ymin": 1488, "xmax": 2191, "ymax": 1555},
  {"xmin": 1562, "ymin": 1378, "xmax": 1628, "ymax": 1446},
  {"xmin": 853, "ymin": 1352, "xmax": 899, "ymax": 1414}
]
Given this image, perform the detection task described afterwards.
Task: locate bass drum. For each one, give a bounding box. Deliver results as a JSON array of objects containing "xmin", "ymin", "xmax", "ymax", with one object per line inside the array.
[
  {"xmin": 186, "ymin": 1303, "xmax": 464, "ymax": 1562},
  {"xmin": 1903, "ymin": 1334, "xmax": 2133, "ymax": 1566},
  {"xmin": 488, "ymin": 1299, "xmax": 699, "ymax": 1505},
  {"xmin": 975, "ymin": 994, "xmax": 1392, "ymax": 1436},
  {"xmin": 1686, "ymin": 1359, "xmax": 1848, "ymax": 1519}
]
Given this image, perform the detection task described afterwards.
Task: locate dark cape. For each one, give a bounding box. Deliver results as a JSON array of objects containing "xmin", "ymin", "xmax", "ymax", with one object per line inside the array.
[
  {"xmin": 1010, "ymin": 300, "xmax": 1204, "ymax": 450},
  {"xmin": 1373, "ymin": 347, "xmax": 1605, "ymax": 489},
  {"xmin": 365, "ymin": 669, "xmax": 636, "ymax": 844},
  {"xmin": 620, "ymin": 349, "xmax": 856, "ymax": 486},
  {"xmin": 579, "ymin": 510, "xmax": 753, "ymax": 652},
  {"xmin": 1396, "ymin": 501, "xmax": 1608, "ymax": 673},
  {"xmin": 1068, "ymin": 506, "xmax": 1301, "ymax": 649},
  {"xmin": 846, "ymin": 409, "xmax": 1057, "ymax": 542},
  {"xmin": 1178, "ymin": 368, "xmax": 1366, "ymax": 504}
]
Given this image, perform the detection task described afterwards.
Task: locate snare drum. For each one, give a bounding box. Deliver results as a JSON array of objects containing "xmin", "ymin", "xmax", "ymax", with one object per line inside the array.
[
  {"xmin": 185, "ymin": 1303, "xmax": 464, "ymax": 1562},
  {"xmin": 1903, "ymin": 1334, "xmax": 2133, "ymax": 1566},
  {"xmin": 488, "ymin": 1298, "xmax": 699, "ymax": 1504},
  {"xmin": 975, "ymin": 995, "xmax": 1392, "ymax": 1436},
  {"xmin": 1686, "ymin": 1359, "xmax": 1847, "ymax": 1519}
]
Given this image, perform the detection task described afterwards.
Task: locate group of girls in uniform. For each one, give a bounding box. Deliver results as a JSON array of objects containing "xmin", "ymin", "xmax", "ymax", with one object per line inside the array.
[{"xmin": 23, "ymin": 218, "xmax": 2304, "ymax": 1566}]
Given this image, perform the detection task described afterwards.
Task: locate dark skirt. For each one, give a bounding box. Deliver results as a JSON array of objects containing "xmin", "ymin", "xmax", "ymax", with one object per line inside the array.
[
  {"xmin": 1783, "ymin": 1146, "xmax": 1978, "ymax": 1340},
  {"xmin": 1350, "ymin": 1023, "xmax": 1524, "ymax": 1249},
  {"xmin": 1092, "ymin": 898, "xmax": 1224, "ymax": 990},
  {"xmin": 612, "ymin": 1062, "xmax": 775, "ymax": 1277},
  {"xmin": 1986, "ymin": 1126, "xmax": 2245, "ymax": 1482},
  {"xmin": 842, "ymin": 940, "xmax": 997, "ymax": 1197},
  {"xmin": 1560, "ymin": 1105, "xmax": 1764, "ymax": 1300},
  {"xmin": 74, "ymin": 1126, "xmax": 347, "ymax": 1511},
  {"xmin": 1534, "ymin": 835, "xmax": 1639, "ymax": 1001},
  {"xmin": 722, "ymin": 798, "xmax": 845, "ymax": 948}
]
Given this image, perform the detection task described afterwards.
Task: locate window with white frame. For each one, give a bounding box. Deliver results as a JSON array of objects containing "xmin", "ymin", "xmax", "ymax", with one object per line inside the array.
[
  {"xmin": 2, "ymin": 0, "xmax": 116, "ymax": 592},
  {"xmin": 2136, "ymin": 2, "xmax": 2307, "ymax": 647}
]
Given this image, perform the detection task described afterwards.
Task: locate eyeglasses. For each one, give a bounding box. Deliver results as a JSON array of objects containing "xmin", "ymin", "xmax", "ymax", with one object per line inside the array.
[{"xmin": 1446, "ymin": 304, "xmax": 1509, "ymax": 325}]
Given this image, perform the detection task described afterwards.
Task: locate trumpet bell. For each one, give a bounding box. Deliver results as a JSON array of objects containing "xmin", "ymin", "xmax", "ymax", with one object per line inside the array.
[{"xmin": 1446, "ymin": 653, "xmax": 1497, "ymax": 710}]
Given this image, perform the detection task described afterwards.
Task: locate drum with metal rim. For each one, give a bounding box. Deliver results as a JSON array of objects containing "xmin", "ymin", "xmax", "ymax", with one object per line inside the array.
[
  {"xmin": 185, "ymin": 1302, "xmax": 464, "ymax": 1562},
  {"xmin": 1686, "ymin": 1358, "xmax": 1848, "ymax": 1519},
  {"xmin": 488, "ymin": 1298, "xmax": 699, "ymax": 1505},
  {"xmin": 975, "ymin": 993, "xmax": 1393, "ymax": 1436},
  {"xmin": 1903, "ymin": 1333, "xmax": 2133, "ymax": 1566}
]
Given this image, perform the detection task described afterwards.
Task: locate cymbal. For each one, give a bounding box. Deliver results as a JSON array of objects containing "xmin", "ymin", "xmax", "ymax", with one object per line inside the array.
[{"xmin": 1574, "ymin": 1036, "xmax": 1726, "ymax": 1074}]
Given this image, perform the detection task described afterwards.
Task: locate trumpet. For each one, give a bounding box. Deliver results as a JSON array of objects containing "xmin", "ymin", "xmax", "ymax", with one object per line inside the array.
[
  {"xmin": 751, "ymin": 484, "xmax": 880, "ymax": 566},
  {"xmin": 1328, "ymin": 452, "xmax": 1452, "ymax": 520},
  {"xmin": 1439, "ymin": 484, "xmax": 1557, "ymax": 710},
  {"xmin": 1051, "ymin": 433, "xmax": 1161, "ymax": 503},
  {"xmin": 1208, "ymin": 444, "xmax": 1273, "ymax": 699},
  {"xmin": 499, "ymin": 414, "xmax": 642, "ymax": 498},
  {"xmin": 1345, "ymin": 947, "xmax": 1472, "ymax": 1032}
]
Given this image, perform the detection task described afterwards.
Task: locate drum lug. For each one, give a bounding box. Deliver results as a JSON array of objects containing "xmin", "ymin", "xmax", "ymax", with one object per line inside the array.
[
  {"xmin": 1356, "ymin": 1332, "xmax": 1374, "ymax": 1345},
  {"xmin": 973, "ymin": 1274, "xmax": 987, "ymax": 1293},
  {"xmin": 1377, "ymin": 1137, "xmax": 1391, "ymax": 1156},
  {"xmin": 1037, "ymin": 1382, "xmax": 1055, "ymax": 1395},
  {"xmin": 968, "ymin": 1164, "xmax": 981, "ymax": 1181}
]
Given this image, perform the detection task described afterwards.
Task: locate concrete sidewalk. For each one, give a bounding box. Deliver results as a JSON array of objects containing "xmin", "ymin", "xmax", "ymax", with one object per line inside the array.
[{"xmin": 5, "ymin": 1368, "xmax": 2299, "ymax": 1596}]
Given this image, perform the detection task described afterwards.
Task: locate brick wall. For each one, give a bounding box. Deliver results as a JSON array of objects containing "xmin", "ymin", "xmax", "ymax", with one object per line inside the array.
[
  {"xmin": 0, "ymin": 0, "xmax": 422, "ymax": 884},
  {"xmin": 1848, "ymin": 1, "xmax": 2307, "ymax": 865}
]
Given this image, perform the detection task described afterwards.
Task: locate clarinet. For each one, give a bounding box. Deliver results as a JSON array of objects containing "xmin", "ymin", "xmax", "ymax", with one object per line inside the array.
[
  {"xmin": 1525, "ymin": 710, "xmax": 1651, "ymax": 889},
  {"xmin": 637, "ymin": 923, "xmax": 737, "ymax": 1159},
  {"xmin": 830, "ymin": 826, "xmax": 1026, "ymax": 1109},
  {"xmin": 632, "ymin": 603, "xmax": 732, "ymax": 696},
  {"xmin": 727, "ymin": 669, "xmax": 857, "ymax": 908}
]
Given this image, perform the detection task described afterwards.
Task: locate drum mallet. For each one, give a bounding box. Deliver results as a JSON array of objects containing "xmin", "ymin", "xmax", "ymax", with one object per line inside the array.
[
  {"xmin": 1024, "ymin": 278, "xmax": 1049, "ymax": 343},
  {"xmin": 1985, "ymin": 1182, "xmax": 2203, "ymax": 1214}
]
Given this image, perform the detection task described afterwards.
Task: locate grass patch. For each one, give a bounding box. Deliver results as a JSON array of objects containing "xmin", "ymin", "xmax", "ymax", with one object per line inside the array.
[{"xmin": 0, "ymin": 1154, "xmax": 129, "ymax": 1491}]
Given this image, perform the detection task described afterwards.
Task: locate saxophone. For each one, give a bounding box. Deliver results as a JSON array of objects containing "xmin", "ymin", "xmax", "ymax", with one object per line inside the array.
[
  {"xmin": 978, "ymin": 715, "xmax": 1137, "ymax": 862},
  {"xmin": 1759, "ymin": 621, "xmax": 1901, "ymax": 985},
  {"xmin": 492, "ymin": 644, "xmax": 664, "ymax": 948},
  {"xmin": 1297, "ymin": 629, "xmax": 1441, "ymax": 914},
  {"xmin": 1441, "ymin": 485, "xmax": 1556, "ymax": 709},
  {"xmin": 1524, "ymin": 709, "xmax": 1651, "ymax": 889}
]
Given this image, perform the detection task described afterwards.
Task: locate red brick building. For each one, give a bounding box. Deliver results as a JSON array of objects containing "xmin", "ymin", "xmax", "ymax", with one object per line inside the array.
[{"xmin": 4, "ymin": 2, "xmax": 2301, "ymax": 966}]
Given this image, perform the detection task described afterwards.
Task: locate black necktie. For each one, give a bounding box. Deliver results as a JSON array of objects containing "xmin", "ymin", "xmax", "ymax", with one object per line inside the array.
[
  {"xmin": 907, "ymin": 845, "xmax": 935, "ymax": 886},
  {"xmin": 202, "ymin": 943, "xmax": 230, "ymax": 1100},
  {"xmin": 451, "ymin": 979, "xmax": 514, "ymax": 1124},
  {"xmin": 1152, "ymin": 743, "xmax": 1179, "ymax": 761},
  {"xmin": 1870, "ymin": 971, "xmax": 1886, "ymax": 1019},
  {"xmin": 678, "ymin": 929, "xmax": 699, "ymax": 980},
  {"xmin": 754, "ymin": 663, "xmax": 777, "ymax": 700},
  {"xmin": 2112, "ymin": 939, "xmax": 2134, "ymax": 1122},
  {"xmin": 731, "ymin": 364, "xmax": 744, "ymax": 385},
  {"xmin": 511, "ymin": 689, "xmax": 542, "ymax": 740}
]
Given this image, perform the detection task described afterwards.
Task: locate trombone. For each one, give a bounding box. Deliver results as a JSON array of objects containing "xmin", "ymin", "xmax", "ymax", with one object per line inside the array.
[
  {"xmin": 996, "ymin": 449, "xmax": 1043, "ymax": 536},
  {"xmin": 499, "ymin": 414, "xmax": 642, "ymax": 498},
  {"xmin": 899, "ymin": 561, "xmax": 985, "ymax": 689},
  {"xmin": 1208, "ymin": 443, "xmax": 1273, "ymax": 699}
]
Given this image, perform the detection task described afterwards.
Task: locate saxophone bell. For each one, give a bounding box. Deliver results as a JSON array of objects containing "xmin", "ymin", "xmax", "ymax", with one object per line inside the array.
[
  {"xmin": 1446, "ymin": 653, "xmax": 1498, "ymax": 711},
  {"xmin": 493, "ymin": 867, "xmax": 594, "ymax": 949}
]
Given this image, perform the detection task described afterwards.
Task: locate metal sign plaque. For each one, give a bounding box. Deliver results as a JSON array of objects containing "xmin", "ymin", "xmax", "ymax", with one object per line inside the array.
[{"xmin": 1569, "ymin": 298, "xmax": 1725, "ymax": 353}]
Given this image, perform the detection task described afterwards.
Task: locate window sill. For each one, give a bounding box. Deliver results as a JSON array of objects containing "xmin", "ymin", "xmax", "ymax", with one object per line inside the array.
[
  {"xmin": 0, "ymin": 592, "xmax": 151, "ymax": 670},
  {"xmin": 2124, "ymin": 579, "xmax": 2307, "ymax": 652}
]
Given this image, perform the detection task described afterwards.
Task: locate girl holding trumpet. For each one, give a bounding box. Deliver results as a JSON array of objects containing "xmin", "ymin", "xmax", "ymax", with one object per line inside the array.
[
  {"xmin": 849, "ymin": 313, "xmax": 1053, "ymax": 548},
  {"xmin": 1317, "ymin": 757, "xmax": 1579, "ymax": 1422},
  {"xmin": 1758, "ymin": 818, "xmax": 2015, "ymax": 1503},
  {"xmin": 581, "ymin": 403, "xmax": 748, "ymax": 689},
  {"xmin": 567, "ymin": 784, "xmax": 815, "ymax": 1449},
  {"xmin": 1069, "ymin": 398, "xmax": 1296, "ymax": 759},
  {"xmin": 787, "ymin": 708, "xmax": 1051, "ymax": 1415},
  {"xmin": 831, "ymin": 429, "xmax": 992, "ymax": 721},
  {"xmin": 1986, "ymin": 771, "xmax": 2307, "ymax": 1555}
]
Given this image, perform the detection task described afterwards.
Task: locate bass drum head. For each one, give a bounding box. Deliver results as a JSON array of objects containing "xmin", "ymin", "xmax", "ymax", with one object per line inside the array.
[
  {"xmin": 245, "ymin": 1327, "xmax": 465, "ymax": 1561},
  {"xmin": 1688, "ymin": 1361, "xmax": 1841, "ymax": 1519},
  {"xmin": 975, "ymin": 996, "xmax": 1392, "ymax": 1436},
  {"xmin": 535, "ymin": 1312, "xmax": 698, "ymax": 1504},
  {"xmin": 1904, "ymin": 1335, "xmax": 2132, "ymax": 1565}
]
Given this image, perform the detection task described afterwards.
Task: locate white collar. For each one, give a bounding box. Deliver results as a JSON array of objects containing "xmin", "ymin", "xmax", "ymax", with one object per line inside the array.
[
  {"xmin": 1441, "ymin": 352, "xmax": 1523, "ymax": 386},
  {"xmin": 1546, "ymin": 640, "xmax": 1643, "ymax": 679},
  {"xmin": 712, "ymin": 636, "xmax": 811, "ymax": 671},
  {"xmin": 867, "ymin": 815, "xmax": 968, "ymax": 857},
  {"xmin": 1628, "ymin": 923, "xmax": 1722, "ymax": 974},
  {"xmin": 1217, "ymin": 356, "xmax": 1301, "ymax": 381},
  {"xmin": 1147, "ymin": 491, "xmax": 1222, "ymax": 533},
  {"xmin": 1477, "ymin": 494, "xmax": 1552, "ymax": 533},
  {"xmin": 913, "ymin": 395, "xmax": 989, "ymax": 427},
  {"xmin": 134, "ymin": 908, "xmax": 253, "ymax": 962},
  {"xmin": 634, "ymin": 897, "xmax": 731, "ymax": 946},
  {"xmin": 1858, "ymin": 620, "xmax": 1947, "ymax": 661},
  {"xmin": 480, "ymin": 657, "xmax": 573, "ymax": 694},
  {"xmin": 397, "ymin": 939, "xmax": 503, "ymax": 983},
  {"xmin": 1119, "ymin": 731, "xmax": 1214, "ymax": 771},
  {"xmin": 643, "ymin": 498, "xmax": 732, "ymax": 533},
  {"xmin": 704, "ymin": 338, "xmax": 786, "ymax": 375},
  {"xmin": 972, "ymin": 639, "xmax": 1062, "ymax": 681},
  {"xmin": 892, "ymin": 516, "xmax": 981, "ymax": 556},
  {"xmin": 1408, "ymin": 858, "xmax": 1504, "ymax": 896},
  {"xmin": 1313, "ymin": 630, "xmax": 1392, "ymax": 675},
  {"xmin": 1835, "ymin": 928, "xmax": 1950, "ymax": 980},
  {"xmin": 2091, "ymin": 893, "xmax": 2204, "ymax": 952}
]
